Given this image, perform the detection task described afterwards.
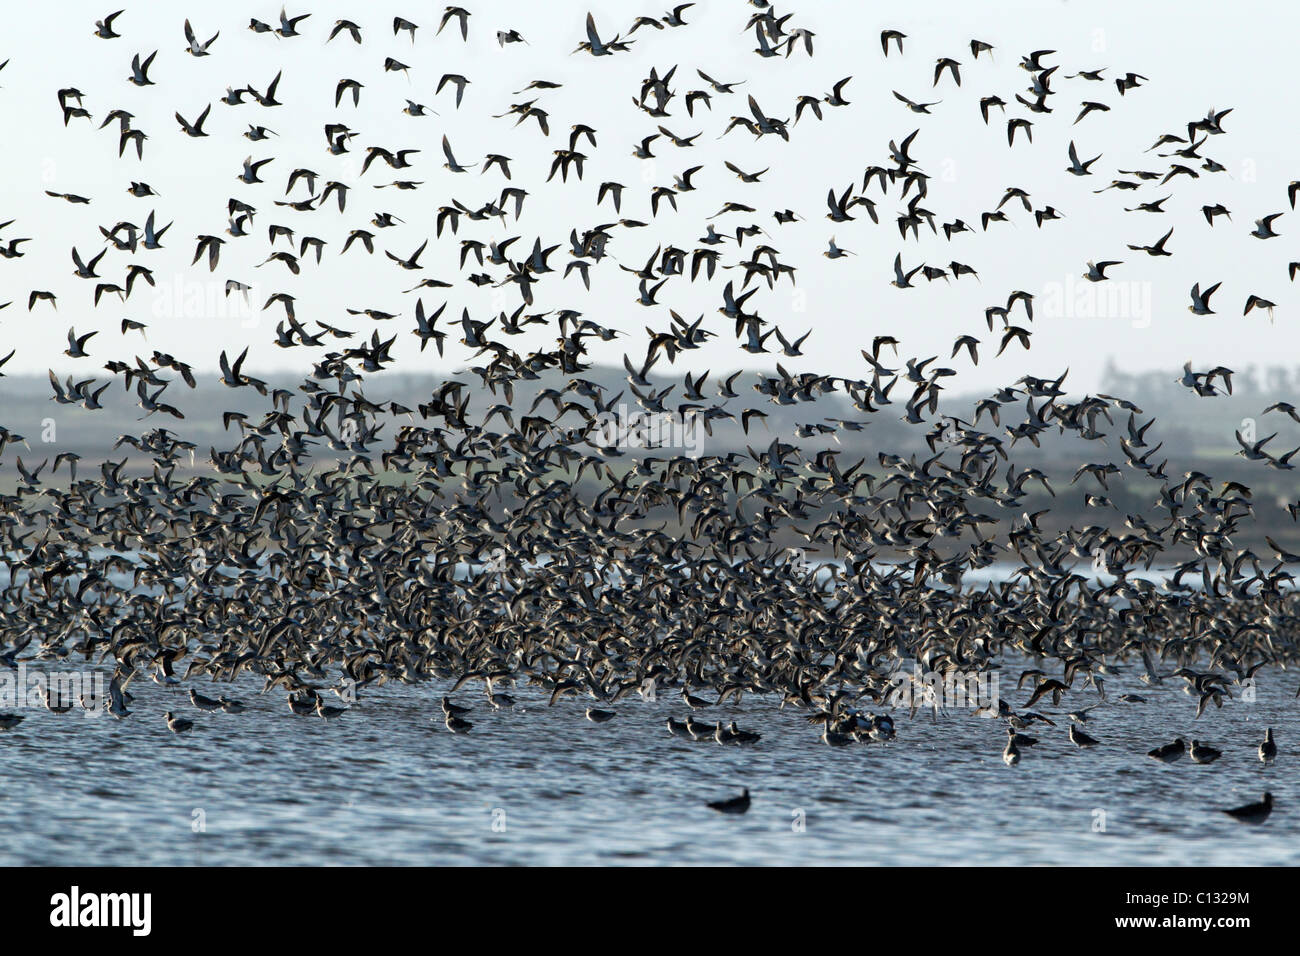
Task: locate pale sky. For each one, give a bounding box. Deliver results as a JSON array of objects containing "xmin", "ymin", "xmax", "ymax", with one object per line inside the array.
[{"xmin": 2, "ymin": 0, "xmax": 1297, "ymax": 396}]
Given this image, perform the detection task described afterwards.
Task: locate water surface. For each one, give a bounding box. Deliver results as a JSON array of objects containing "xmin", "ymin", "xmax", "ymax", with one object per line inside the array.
[{"xmin": 1, "ymin": 662, "xmax": 1292, "ymax": 865}]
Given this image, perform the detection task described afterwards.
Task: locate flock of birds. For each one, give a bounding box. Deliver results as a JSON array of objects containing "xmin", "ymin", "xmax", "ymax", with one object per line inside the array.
[{"xmin": 0, "ymin": 4, "xmax": 1295, "ymax": 830}]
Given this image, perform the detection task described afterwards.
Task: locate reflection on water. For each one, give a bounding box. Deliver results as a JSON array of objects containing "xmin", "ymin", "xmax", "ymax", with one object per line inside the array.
[{"xmin": 1, "ymin": 660, "xmax": 1294, "ymax": 865}]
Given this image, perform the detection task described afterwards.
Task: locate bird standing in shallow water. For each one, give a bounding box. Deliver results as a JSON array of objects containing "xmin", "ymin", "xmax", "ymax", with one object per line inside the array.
[
  {"xmin": 1003, "ymin": 730, "xmax": 1020, "ymax": 766},
  {"xmin": 707, "ymin": 788, "xmax": 750, "ymax": 814},
  {"xmin": 442, "ymin": 697, "xmax": 471, "ymax": 718},
  {"xmin": 190, "ymin": 689, "xmax": 223, "ymax": 712},
  {"xmin": 444, "ymin": 713, "xmax": 473, "ymax": 734},
  {"xmin": 822, "ymin": 724, "xmax": 853, "ymax": 747},
  {"xmin": 726, "ymin": 721, "xmax": 761, "ymax": 745},
  {"xmin": 1069, "ymin": 725, "xmax": 1099, "ymax": 748},
  {"xmin": 685, "ymin": 715, "xmax": 713, "ymax": 741},
  {"xmin": 1008, "ymin": 727, "xmax": 1037, "ymax": 748},
  {"xmin": 1189, "ymin": 740, "xmax": 1222, "ymax": 764},
  {"xmin": 1148, "ymin": 738, "xmax": 1185, "ymax": 763},
  {"xmin": 1259, "ymin": 728, "xmax": 1277, "ymax": 766},
  {"xmin": 316, "ymin": 699, "xmax": 347, "ymax": 720},
  {"xmin": 1223, "ymin": 792, "xmax": 1272, "ymax": 823},
  {"xmin": 681, "ymin": 686, "xmax": 711, "ymax": 709},
  {"xmin": 164, "ymin": 711, "xmax": 193, "ymax": 734}
]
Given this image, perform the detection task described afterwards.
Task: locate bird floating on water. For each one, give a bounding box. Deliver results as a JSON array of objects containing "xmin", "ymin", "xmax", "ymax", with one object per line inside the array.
[{"xmin": 706, "ymin": 788, "xmax": 751, "ymax": 814}]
